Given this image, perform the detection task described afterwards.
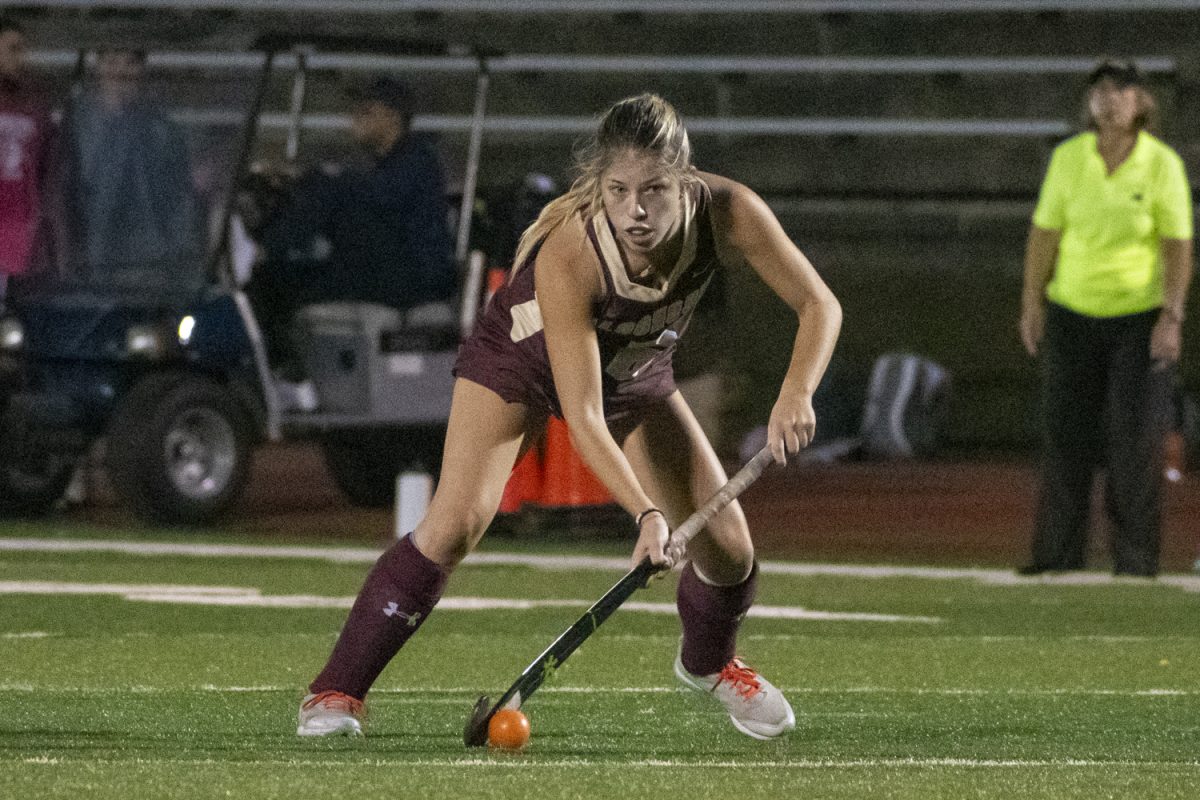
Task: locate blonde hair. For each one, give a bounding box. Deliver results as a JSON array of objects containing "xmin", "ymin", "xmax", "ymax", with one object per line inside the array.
[{"xmin": 512, "ymin": 93, "xmax": 704, "ymax": 270}]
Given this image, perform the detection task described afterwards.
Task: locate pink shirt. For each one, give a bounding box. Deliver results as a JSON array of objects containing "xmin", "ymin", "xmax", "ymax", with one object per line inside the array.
[{"xmin": 0, "ymin": 78, "xmax": 54, "ymax": 276}]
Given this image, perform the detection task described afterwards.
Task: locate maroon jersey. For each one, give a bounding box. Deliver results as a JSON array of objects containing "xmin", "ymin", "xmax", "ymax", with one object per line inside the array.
[
  {"xmin": 0, "ymin": 78, "xmax": 53, "ymax": 277},
  {"xmin": 454, "ymin": 189, "xmax": 719, "ymax": 423}
]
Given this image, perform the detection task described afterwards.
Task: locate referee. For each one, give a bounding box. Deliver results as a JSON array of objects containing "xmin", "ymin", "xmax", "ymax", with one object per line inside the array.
[{"xmin": 1019, "ymin": 59, "xmax": 1194, "ymax": 577}]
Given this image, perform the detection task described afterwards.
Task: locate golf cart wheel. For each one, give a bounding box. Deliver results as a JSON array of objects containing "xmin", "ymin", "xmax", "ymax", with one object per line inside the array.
[
  {"xmin": 107, "ymin": 374, "xmax": 254, "ymax": 525},
  {"xmin": 321, "ymin": 425, "xmax": 444, "ymax": 509},
  {"xmin": 0, "ymin": 406, "xmax": 76, "ymax": 517}
]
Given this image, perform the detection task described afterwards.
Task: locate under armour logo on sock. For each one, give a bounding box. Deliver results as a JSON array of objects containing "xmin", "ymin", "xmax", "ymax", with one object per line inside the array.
[{"xmin": 383, "ymin": 602, "xmax": 422, "ymax": 626}]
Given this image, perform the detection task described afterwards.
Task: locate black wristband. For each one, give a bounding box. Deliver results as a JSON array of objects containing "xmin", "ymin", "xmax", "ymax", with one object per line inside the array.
[{"xmin": 635, "ymin": 508, "xmax": 663, "ymax": 527}]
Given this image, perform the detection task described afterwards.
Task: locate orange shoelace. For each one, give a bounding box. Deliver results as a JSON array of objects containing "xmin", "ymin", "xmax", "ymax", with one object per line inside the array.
[
  {"xmin": 303, "ymin": 690, "xmax": 365, "ymax": 717},
  {"xmin": 714, "ymin": 660, "xmax": 763, "ymax": 700}
]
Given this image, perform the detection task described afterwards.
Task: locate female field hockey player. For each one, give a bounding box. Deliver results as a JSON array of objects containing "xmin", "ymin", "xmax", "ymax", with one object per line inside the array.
[{"xmin": 298, "ymin": 93, "xmax": 842, "ymax": 740}]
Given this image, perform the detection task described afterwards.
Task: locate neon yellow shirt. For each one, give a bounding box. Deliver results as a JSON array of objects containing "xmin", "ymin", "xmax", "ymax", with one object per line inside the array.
[{"xmin": 1032, "ymin": 130, "xmax": 1193, "ymax": 318}]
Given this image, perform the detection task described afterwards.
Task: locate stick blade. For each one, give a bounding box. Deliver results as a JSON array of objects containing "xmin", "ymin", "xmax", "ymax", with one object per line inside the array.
[{"xmin": 463, "ymin": 695, "xmax": 491, "ymax": 747}]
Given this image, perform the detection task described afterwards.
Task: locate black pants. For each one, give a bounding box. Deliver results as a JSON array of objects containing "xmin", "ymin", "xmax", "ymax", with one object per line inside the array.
[{"xmin": 1030, "ymin": 302, "xmax": 1172, "ymax": 575}]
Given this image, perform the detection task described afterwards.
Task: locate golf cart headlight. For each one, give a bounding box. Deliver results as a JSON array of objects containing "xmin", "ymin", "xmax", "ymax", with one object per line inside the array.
[
  {"xmin": 177, "ymin": 315, "xmax": 196, "ymax": 346},
  {"xmin": 0, "ymin": 317, "xmax": 24, "ymax": 351},
  {"xmin": 126, "ymin": 325, "xmax": 167, "ymax": 358}
]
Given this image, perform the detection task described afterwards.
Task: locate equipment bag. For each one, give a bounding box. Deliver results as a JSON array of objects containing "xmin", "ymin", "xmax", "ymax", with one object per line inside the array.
[{"xmin": 859, "ymin": 352, "xmax": 951, "ymax": 460}]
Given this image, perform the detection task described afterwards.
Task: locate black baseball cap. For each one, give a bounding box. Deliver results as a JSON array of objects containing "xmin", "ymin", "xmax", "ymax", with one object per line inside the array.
[
  {"xmin": 1087, "ymin": 59, "xmax": 1146, "ymax": 88},
  {"xmin": 348, "ymin": 75, "xmax": 414, "ymax": 115}
]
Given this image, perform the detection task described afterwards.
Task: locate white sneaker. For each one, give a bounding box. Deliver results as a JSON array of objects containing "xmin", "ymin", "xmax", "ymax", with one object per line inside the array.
[
  {"xmin": 274, "ymin": 379, "xmax": 319, "ymax": 412},
  {"xmin": 297, "ymin": 691, "xmax": 365, "ymax": 737},
  {"xmin": 674, "ymin": 650, "xmax": 795, "ymax": 740}
]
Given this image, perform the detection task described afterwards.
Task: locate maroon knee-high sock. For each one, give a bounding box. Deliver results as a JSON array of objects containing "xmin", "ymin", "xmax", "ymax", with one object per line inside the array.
[
  {"xmin": 309, "ymin": 535, "xmax": 448, "ymax": 700},
  {"xmin": 676, "ymin": 560, "xmax": 759, "ymax": 676}
]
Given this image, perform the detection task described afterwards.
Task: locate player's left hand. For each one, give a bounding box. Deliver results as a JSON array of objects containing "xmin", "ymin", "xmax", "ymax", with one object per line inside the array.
[{"xmin": 767, "ymin": 393, "xmax": 816, "ymax": 465}]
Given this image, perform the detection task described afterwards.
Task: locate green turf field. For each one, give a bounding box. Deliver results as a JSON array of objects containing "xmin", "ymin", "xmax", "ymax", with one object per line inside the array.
[{"xmin": 1, "ymin": 523, "xmax": 1198, "ymax": 799}]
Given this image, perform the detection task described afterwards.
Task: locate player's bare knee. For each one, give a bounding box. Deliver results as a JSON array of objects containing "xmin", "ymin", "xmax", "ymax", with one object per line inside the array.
[
  {"xmin": 414, "ymin": 506, "xmax": 493, "ymax": 568},
  {"xmin": 697, "ymin": 551, "xmax": 754, "ymax": 585},
  {"xmin": 412, "ymin": 529, "xmax": 473, "ymax": 569},
  {"xmin": 688, "ymin": 532, "xmax": 754, "ymax": 585}
]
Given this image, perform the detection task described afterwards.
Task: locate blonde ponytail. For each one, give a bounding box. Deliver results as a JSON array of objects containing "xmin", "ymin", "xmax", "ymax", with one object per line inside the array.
[{"xmin": 511, "ymin": 184, "xmax": 593, "ymax": 272}]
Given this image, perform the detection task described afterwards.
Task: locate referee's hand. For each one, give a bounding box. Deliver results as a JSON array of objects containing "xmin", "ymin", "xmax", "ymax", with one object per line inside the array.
[
  {"xmin": 1150, "ymin": 313, "xmax": 1182, "ymax": 369},
  {"xmin": 1019, "ymin": 302, "xmax": 1045, "ymax": 357}
]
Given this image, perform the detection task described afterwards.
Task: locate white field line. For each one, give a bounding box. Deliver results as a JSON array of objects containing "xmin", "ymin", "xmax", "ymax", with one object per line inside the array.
[
  {"xmin": 0, "ymin": 537, "xmax": 387, "ymax": 564},
  {"xmin": 1, "ymin": 684, "xmax": 1196, "ymax": 698},
  {"xmin": 10, "ymin": 756, "xmax": 1200, "ymax": 769},
  {"xmin": 0, "ymin": 580, "xmax": 942, "ymax": 623},
  {"xmin": 2, "ymin": 536, "xmax": 1198, "ymax": 592},
  {"xmin": 0, "ymin": 581, "xmax": 259, "ymax": 596}
]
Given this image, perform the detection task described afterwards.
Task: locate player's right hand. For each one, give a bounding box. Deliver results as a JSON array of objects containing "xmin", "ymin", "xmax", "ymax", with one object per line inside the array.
[{"xmin": 631, "ymin": 510, "xmax": 672, "ymax": 570}]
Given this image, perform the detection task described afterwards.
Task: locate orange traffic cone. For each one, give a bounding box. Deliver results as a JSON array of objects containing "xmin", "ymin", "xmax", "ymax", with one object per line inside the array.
[
  {"xmin": 499, "ymin": 446, "xmax": 543, "ymax": 514},
  {"xmin": 539, "ymin": 417, "xmax": 613, "ymax": 507},
  {"xmin": 485, "ymin": 267, "xmax": 508, "ymax": 307}
]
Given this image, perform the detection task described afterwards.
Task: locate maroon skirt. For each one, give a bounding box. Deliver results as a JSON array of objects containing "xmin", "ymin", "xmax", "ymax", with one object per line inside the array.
[{"xmin": 453, "ymin": 312, "xmax": 677, "ymax": 427}]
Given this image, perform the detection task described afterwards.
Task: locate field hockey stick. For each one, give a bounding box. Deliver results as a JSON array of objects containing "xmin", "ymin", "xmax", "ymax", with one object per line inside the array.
[{"xmin": 463, "ymin": 444, "xmax": 776, "ymax": 747}]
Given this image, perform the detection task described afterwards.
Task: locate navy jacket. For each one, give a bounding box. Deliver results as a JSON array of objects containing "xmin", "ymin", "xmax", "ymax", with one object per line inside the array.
[{"xmin": 266, "ymin": 133, "xmax": 457, "ymax": 310}]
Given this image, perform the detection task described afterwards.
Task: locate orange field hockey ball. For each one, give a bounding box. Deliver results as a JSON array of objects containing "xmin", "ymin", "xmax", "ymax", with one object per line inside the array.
[{"xmin": 487, "ymin": 708, "xmax": 531, "ymax": 750}]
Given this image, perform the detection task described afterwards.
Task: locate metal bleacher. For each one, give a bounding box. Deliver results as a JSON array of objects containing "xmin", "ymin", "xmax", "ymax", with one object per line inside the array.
[{"xmin": 21, "ymin": 1, "xmax": 1200, "ymax": 195}]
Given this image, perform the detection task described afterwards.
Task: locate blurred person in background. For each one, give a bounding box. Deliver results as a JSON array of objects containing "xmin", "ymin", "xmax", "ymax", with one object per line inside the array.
[
  {"xmin": 62, "ymin": 47, "xmax": 201, "ymax": 282},
  {"xmin": 0, "ymin": 17, "xmax": 56, "ymax": 303},
  {"xmin": 251, "ymin": 75, "xmax": 456, "ymax": 370},
  {"xmin": 1018, "ymin": 59, "xmax": 1194, "ymax": 577}
]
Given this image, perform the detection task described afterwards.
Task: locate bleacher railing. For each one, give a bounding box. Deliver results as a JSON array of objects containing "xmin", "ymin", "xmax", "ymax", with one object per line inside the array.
[{"xmin": 29, "ymin": 50, "xmax": 1176, "ymax": 139}]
